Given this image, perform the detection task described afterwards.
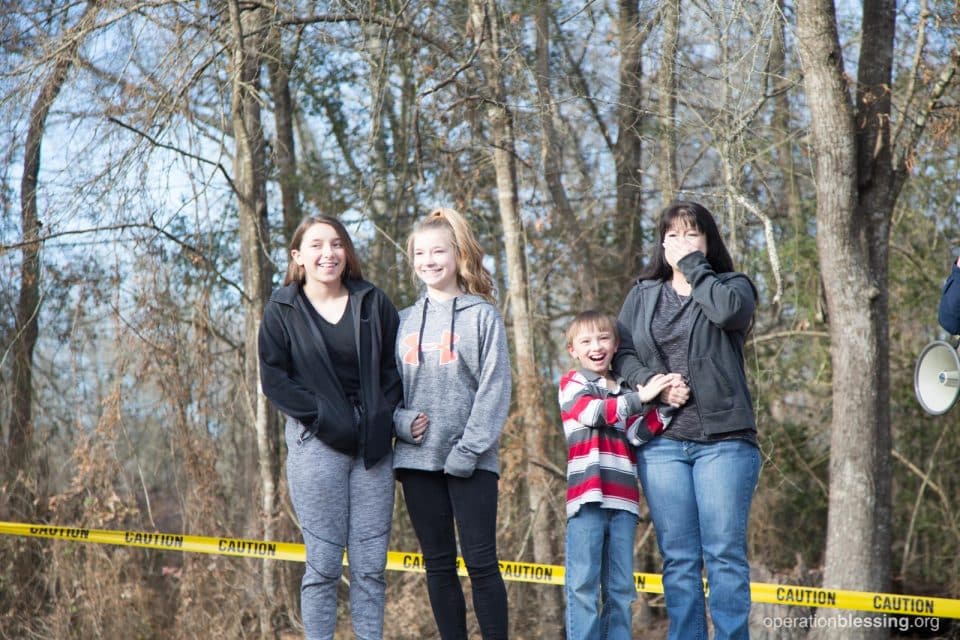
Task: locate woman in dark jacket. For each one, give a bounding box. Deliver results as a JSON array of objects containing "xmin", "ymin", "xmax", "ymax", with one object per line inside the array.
[
  {"xmin": 259, "ymin": 215, "xmax": 402, "ymax": 640},
  {"xmin": 614, "ymin": 202, "xmax": 761, "ymax": 640}
]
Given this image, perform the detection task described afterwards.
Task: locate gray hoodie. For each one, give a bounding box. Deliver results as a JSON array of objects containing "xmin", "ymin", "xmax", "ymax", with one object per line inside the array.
[{"xmin": 393, "ymin": 294, "xmax": 512, "ymax": 477}]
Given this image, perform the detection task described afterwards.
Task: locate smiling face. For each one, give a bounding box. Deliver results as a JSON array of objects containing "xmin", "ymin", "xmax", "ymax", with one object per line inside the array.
[
  {"xmin": 567, "ymin": 325, "xmax": 619, "ymax": 376},
  {"xmin": 412, "ymin": 227, "xmax": 461, "ymax": 297},
  {"xmin": 292, "ymin": 222, "xmax": 347, "ymax": 287}
]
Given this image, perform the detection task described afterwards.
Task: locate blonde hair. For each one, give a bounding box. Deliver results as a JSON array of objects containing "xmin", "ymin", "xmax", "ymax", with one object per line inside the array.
[
  {"xmin": 406, "ymin": 208, "xmax": 496, "ymax": 304},
  {"xmin": 565, "ymin": 310, "xmax": 620, "ymax": 348}
]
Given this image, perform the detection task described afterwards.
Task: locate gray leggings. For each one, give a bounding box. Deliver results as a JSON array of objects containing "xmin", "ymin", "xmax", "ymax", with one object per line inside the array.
[{"xmin": 285, "ymin": 418, "xmax": 394, "ymax": 640}]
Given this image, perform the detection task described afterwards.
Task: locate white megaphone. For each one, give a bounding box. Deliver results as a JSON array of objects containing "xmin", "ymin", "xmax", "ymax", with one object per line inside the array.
[{"xmin": 914, "ymin": 340, "xmax": 960, "ymax": 415}]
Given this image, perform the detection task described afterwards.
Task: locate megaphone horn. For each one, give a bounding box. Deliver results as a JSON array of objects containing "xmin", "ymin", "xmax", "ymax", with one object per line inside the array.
[
  {"xmin": 914, "ymin": 340, "xmax": 960, "ymax": 415},
  {"xmin": 939, "ymin": 370, "xmax": 960, "ymax": 387}
]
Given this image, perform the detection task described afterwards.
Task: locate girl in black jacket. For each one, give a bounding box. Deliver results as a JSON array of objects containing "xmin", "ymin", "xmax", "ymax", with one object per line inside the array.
[{"xmin": 259, "ymin": 216, "xmax": 402, "ymax": 640}]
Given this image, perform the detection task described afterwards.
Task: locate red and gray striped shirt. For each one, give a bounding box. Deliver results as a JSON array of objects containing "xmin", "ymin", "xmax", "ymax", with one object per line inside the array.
[{"xmin": 559, "ymin": 369, "xmax": 644, "ymax": 518}]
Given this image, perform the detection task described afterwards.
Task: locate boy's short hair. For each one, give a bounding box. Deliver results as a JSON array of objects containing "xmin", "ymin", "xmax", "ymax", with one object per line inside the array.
[{"xmin": 565, "ymin": 310, "xmax": 620, "ymax": 347}]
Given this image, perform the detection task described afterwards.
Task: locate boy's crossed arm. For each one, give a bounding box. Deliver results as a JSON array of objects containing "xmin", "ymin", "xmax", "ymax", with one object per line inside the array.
[
  {"xmin": 623, "ymin": 374, "xmax": 677, "ymax": 446},
  {"xmin": 558, "ymin": 372, "xmax": 674, "ymax": 435}
]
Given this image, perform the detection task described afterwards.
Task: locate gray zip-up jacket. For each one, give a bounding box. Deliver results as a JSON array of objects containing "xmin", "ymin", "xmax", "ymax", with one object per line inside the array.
[
  {"xmin": 393, "ymin": 294, "xmax": 512, "ymax": 477},
  {"xmin": 613, "ymin": 251, "xmax": 757, "ymax": 436}
]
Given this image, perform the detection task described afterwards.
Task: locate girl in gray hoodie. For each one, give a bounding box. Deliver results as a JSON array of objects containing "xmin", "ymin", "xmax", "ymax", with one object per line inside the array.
[{"xmin": 394, "ymin": 208, "xmax": 511, "ymax": 640}]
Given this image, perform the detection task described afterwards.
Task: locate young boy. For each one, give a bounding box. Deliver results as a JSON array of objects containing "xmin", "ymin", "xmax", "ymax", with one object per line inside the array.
[{"xmin": 559, "ymin": 310, "xmax": 676, "ymax": 640}]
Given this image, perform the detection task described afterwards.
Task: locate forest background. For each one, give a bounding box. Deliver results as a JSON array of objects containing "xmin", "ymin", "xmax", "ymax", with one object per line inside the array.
[{"xmin": 1, "ymin": 1, "xmax": 959, "ymax": 639}]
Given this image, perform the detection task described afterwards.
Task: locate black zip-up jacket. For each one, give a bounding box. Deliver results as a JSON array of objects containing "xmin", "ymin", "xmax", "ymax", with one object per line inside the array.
[
  {"xmin": 258, "ymin": 279, "xmax": 402, "ymax": 468},
  {"xmin": 613, "ymin": 251, "xmax": 757, "ymax": 436}
]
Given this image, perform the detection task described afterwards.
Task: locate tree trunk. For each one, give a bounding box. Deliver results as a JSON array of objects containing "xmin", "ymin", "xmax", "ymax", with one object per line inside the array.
[
  {"xmin": 797, "ymin": 1, "xmax": 895, "ymax": 636},
  {"xmin": 228, "ymin": 2, "xmax": 279, "ymax": 635},
  {"xmin": 850, "ymin": 0, "xmax": 896, "ymax": 608},
  {"xmin": 656, "ymin": 0, "xmax": 679, "ymax": 206},
  {"xmin": 535, "ymin": 0, "xmax": 598, "ymax": 307},
  {"xmin": 9, "ymin": 0, "xmax": 98, "ymax": 478},
  {"xmin": 768, "ymin": 0, "xmax": 802, "ymax": 223},
  {"xmin": 363, "ymin": 17, "xmax": 394, "ymax": 287},
  {"xmin": 6, "ymin": 0, "xmax": 99, "ymax": 619},
  {"xmin": 265, "ymin": 18, "xmax": 302, "ymax": 246},
  {"xmin": 615, "ymin": 0, "xmax": 647, "ymax": 280},
  {"xmin": 468, "ymin": 0, "xmax": 563, "ymax": 633}
]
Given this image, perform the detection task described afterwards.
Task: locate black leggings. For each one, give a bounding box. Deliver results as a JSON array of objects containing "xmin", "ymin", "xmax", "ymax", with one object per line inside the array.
[{"xmin": 398, "ymin": 469, "xmax": 509, "ymax": 640}]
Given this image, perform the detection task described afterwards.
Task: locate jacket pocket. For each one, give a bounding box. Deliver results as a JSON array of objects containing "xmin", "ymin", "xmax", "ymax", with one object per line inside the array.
[
  {"xmin": 284, "ymin": 417, "xmax": 315, "ymax": 449},
  {"xmin": 689, "ymin": 357, "xmax": 736, "ymax": 414}
]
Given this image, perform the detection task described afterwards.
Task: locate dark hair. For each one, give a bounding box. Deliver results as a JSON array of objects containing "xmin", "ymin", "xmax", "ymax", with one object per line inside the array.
[
  {"xmin": 638, "ymin": 201, "xmax": 735, "ymax": 281},
  {"xmin": 283, "ymin": 216, "xmax": 363, "ymax": 286}
]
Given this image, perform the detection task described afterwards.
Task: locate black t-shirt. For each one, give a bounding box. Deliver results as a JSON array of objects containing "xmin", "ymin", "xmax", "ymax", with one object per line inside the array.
[{"xmin": 300, "ymin": 291, "xmax": 361, "ymax": 400}]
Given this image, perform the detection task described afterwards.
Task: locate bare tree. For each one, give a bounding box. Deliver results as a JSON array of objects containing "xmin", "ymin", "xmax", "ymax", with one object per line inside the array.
[
  {"xmin": 535, "ymin": 0, "xmax": 598, "ymax": 307},
  {"xmin": 468, "ymin": 0, "xmax": 563, "ymax": 632},
  {"xmin": 266, "ymin": 13, "xmax": 303, "ymax": 244},
  {"xmin": 798, "ymin": 1, "xmax": 958, "ymax": 636},
  {"xmin": 5, "ymin": 1, "xmax": 101, "ymax": 619},
  {"xmin": 656, "ymin": 0, "xmax": 679, "ymax": 205},
  {"xmin": 362, "ymin": 16, "xmax": 401, "ymax": 288},
  {"xmin": 767, "ymin": 0, "xmax": 802, "ymax": 222},
  {"xmin": 615, "ymin": 0, "xmax": 655, "ymax": 278},
  {"xmin": 228, "ymin": 1, "xmax": 279, "ymax": 634},
  {"xmin": 8, "ymin": 0, "xmax": 100, "ymax": 478}
]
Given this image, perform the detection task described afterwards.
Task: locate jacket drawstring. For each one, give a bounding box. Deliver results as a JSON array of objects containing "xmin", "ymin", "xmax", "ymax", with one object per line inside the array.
[
  {"xmin": 449, "ymin": 296, "xmax": 457, "ymax": 355},
  {"xmin": 417, "ymin": 298, "xmax": 429, "ymax": 364},
  {"xmin": 417, "ymin": 296, "xmax": 458, "ymax": 363}
]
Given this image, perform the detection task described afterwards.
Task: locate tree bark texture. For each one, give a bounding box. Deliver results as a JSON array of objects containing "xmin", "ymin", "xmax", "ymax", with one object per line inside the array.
[
  {"xmin": 656, "ymin": 0, "xmax": 679, "ymax": 206},
  {"xmin": 535, "ymin": 0, "xmax": 598, "ymax": 308},
  {"xmin": 797, "ymin": 1, "xmax": 895, "ymax": 636},
  {"xmin": 9, "ymin": 1, "xmax": 100, "ymax": 477},
  {"xmin": 265, "ymin": 17, "xmax": 302, "ymax": 247},
  {"xmin": 469, "ymin": 0, "xmax": 563, "ymax": 633},
  {"xmin": 228, "ymin": 1, "xmax": 280, "ymax": 633},
  {"xmin": 615, "ymin": 0, "xmax": 648, "ymax": 281},
  {"xmin": 850, "ymin": 0, "xmax": 896, "ymax": 602},
  {"xmin": 768, "ymin": 0, "xmax": 802, "ymax": 223}
]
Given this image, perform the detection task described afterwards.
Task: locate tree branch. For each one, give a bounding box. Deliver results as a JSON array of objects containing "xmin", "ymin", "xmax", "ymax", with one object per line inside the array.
[
  {"xmin": 894, "ymin": 46, "xmax": 960, "ymax": 183},
  {"xmin": 750, "ymin": 330, "xmax": 830, "ymax": 345},
  {"xmin": 107, "ymin": 116, "xmax": 239, "ymax": 196},
  {"xmin": 1, "ymin": 222, "xmax": 251, "ymax": 303},
  {"xmin": 280, "ymin": 12, "xmax": 456, "ymax": 58}
]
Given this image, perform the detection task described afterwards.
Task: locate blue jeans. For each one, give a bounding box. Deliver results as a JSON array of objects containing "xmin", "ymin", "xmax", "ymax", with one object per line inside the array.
[
  {"xmin": 565, "ymin": 504, "xmax": 638, "ymax": 640},
  {"xmin": 637, "ymin": 437, "xmax": 760, "ymax": 640}
]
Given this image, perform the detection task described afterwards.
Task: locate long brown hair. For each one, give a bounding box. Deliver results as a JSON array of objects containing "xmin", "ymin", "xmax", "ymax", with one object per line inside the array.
[
  {"xmin": 639, "ymin": 201, "xmax": 735, "ymax": 282},
  {"xmin": 283, "ymin": 216, "xmax": 363, "ymax": 286},
  {"xmin": 406, "ymin": 208, "xmax": 496, "ymax": 304}
]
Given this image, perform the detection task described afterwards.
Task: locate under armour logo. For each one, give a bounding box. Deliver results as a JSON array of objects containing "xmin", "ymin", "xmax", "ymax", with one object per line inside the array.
[{"xmin": 401, "ymin": 332, "xmax": 460, "ymax": 365}]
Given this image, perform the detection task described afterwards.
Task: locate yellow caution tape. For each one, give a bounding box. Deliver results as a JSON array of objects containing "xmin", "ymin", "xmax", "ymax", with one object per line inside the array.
[
  {"xmin": 0, "ymin": 521, "xmax": 305, "ymax": 562},
  {"xmin": 2, "ymin": 521, "xmax": 958, "ymax": 619},
  {"xmin": 750, "ymin": 582, "xmax": 960, "ymax": 619}
]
